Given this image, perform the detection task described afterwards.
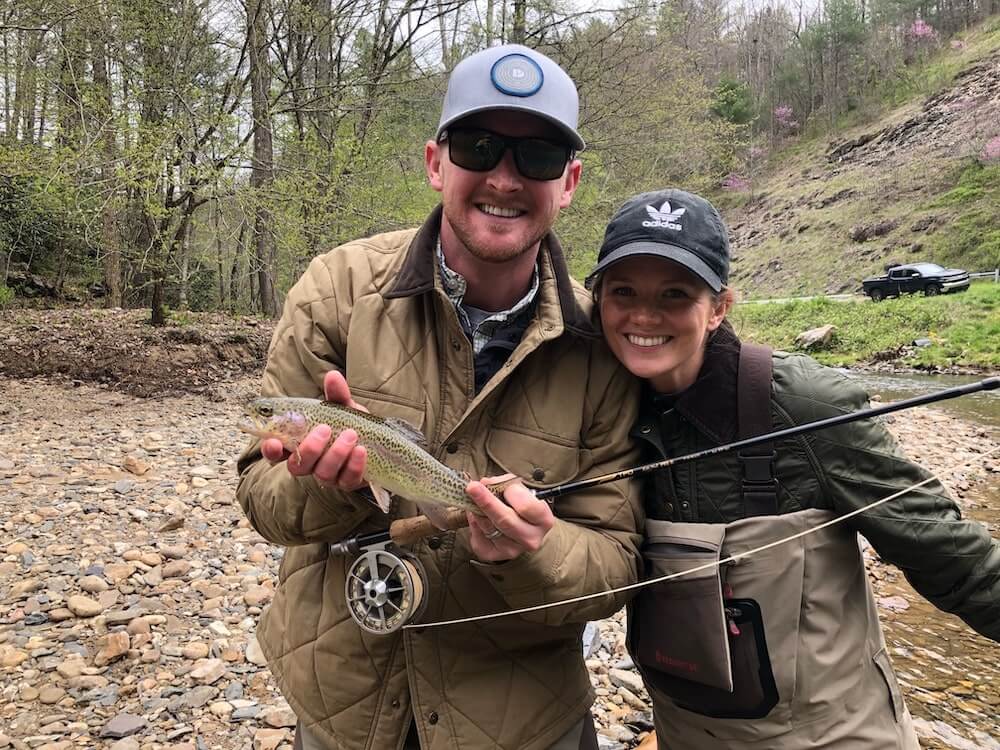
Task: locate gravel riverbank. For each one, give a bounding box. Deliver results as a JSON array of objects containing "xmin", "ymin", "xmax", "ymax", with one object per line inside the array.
[{"xmin": 1, "ymin": 376, "xmax": 998, "ymax": 750}]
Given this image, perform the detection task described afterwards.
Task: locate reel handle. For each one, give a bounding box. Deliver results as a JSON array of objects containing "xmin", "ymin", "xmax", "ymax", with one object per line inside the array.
[{"xmin": 390, "ymin": 508, "xmax": 469, "ymax": 545}]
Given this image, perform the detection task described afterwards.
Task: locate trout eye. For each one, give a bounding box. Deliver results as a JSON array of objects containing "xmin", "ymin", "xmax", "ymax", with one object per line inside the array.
[{"xmin": 257, "ymin": 404, "xmax": 274, "ymax": 417}]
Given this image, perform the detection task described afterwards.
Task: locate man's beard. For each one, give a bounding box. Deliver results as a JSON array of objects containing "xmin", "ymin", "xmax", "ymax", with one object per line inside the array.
[{"xmin": 444, "ymin": 208, "xmax": 546, "ymax": 264}]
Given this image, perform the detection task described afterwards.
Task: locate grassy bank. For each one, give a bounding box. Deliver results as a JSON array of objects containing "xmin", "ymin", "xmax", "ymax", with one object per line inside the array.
[{"xmin": 733, "ymin": 280, "xmax": 1000, "ymax": 369}]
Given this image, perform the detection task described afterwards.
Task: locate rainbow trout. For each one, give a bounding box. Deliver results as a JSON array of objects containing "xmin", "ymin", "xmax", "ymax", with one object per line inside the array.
[{"xmin": 241, "ymin": 397, "xmax": 485, "ymax": 526}]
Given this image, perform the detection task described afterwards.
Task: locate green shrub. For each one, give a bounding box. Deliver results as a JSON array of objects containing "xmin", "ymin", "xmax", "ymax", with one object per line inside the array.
[{"xmin": 0, "ymin": 284, "xmax": 14, "ymax": 308}]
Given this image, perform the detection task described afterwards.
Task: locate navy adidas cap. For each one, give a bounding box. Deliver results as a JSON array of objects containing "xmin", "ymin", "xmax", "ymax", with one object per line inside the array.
[
  {"xmin": 586, "ymin": 189, "xmax": 731, "ymax": 292},
  {"xmin": 437, "ymin": 44, "xmax": 585, "ymax": 151}
]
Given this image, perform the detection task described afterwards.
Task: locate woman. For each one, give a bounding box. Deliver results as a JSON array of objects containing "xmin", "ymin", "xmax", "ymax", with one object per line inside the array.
[{"xmin": 586, "ymin": 189, "xmax": 1000, "ymax": 749}]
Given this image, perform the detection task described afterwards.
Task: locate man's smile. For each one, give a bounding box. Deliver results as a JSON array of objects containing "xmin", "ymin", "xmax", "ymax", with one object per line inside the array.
[{"xmin": 477, "ymin": 203, "xmax": 526, "ymax": 219}]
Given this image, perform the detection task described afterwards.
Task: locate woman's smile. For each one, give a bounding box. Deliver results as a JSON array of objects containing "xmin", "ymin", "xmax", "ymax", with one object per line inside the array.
[{"xmin": 626, "ymin": 333, "xmax": 672, "ymax": 348}]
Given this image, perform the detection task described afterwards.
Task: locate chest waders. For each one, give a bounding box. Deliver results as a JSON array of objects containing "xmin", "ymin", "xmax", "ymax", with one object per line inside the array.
[{"xmin": 628, "ymin": 345, "xmax": 920, "ymax": 749}]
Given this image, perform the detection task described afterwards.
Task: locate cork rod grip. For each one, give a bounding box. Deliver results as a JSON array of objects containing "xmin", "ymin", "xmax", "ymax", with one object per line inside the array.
[
  {"xmin": 386, "ymin": 477, "xmax": 518, "ymax": 546},
  {"xmin": 389, "ymin": 508, "xmax": 469, "ymax": 545}
]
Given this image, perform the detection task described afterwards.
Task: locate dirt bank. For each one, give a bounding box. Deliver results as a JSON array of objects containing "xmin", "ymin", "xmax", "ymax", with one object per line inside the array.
[{"xmin": 0, "ymin": 309, "xmax": 274, "ymax": 399}]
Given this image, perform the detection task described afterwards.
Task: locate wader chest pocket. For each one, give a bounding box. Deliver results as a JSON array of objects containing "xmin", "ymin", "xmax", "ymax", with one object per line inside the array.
[
  {"xmin": 631, "ymin": 521, "xmax": 780, "ymax": 720},
  {"xmin": 632, "ymin": 522, "xmax": 732, "ymax": 694}
]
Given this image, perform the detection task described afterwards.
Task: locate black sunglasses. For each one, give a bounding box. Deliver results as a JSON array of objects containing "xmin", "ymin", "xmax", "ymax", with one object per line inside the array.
[{"xmin": 440, "ymin": 127, "xmax": 572, "ymax": 181}]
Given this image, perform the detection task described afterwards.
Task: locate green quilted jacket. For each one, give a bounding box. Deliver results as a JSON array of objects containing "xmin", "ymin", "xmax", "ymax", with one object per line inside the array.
[{"xmin": 632, "ymin": 326, "xmax": 1000, "ymax": 641}]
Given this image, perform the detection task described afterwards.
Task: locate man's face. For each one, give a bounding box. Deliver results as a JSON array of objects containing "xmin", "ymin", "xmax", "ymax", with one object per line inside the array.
[{"xmin": 425, "ymin": 110, "xmax": 582, "ymax": 264}]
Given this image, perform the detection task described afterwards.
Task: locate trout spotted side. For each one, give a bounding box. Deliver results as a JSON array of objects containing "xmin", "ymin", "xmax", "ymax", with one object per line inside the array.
[{"xmin": 240, "ymin": 397, "xmax": 482, "ymax": 522}]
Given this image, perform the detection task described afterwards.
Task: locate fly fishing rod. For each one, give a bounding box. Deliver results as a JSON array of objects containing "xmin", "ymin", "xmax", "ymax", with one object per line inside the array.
[
  {"xmin": 331, "ymin": 376, "xmax": 998, "ymax": 557},
  {"xmin": 334, "ymin": 376, "xmax": 997, "ymax": 634}
]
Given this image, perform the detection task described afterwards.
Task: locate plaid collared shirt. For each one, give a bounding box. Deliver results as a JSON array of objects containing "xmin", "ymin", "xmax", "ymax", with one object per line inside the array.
[{"xmin": 436, "ymin": 239, "xmax": 539, "ymax": 356}]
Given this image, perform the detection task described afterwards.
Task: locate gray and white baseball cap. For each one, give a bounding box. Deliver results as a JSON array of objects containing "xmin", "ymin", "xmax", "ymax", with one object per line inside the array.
[{"xmin": 437, "ymin": 44, "xmax": 585, "ymax": 151}]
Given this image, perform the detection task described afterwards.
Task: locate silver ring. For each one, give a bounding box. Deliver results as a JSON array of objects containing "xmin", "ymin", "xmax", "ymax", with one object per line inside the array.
[{"xmin": 484, "ymin": 528, "xmax": 504, "ymax": 540}]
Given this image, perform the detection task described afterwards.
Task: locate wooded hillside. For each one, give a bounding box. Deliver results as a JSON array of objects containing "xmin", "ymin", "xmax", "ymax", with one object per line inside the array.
[{"xmin": 1, "ymin": 0, "xmax": 998, "ymax": 320}]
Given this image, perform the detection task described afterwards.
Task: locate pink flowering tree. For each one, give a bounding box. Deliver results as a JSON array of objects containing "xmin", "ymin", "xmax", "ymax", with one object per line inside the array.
[
  {"xmin": 773, "ymin": 105, "xmax": 800, "ymax": 132},
  {"xmin": 721, "ymin": 173, "xmax": 751, "ymax": 192},
  {"xmin": 903, "ymin": 18, "xmax": 939, "ymax": 64},
  {"xmin": 907, "ymin": 18, "xmax": 938, "ymax": 41},
  {"xmin": 982, "ymin": 136, "xmax": 1000, "ymax": 163}
]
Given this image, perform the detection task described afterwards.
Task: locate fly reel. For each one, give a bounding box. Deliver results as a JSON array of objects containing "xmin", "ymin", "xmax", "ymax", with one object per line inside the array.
[{"xmin": 345, "ymin": 545, "xmax": 427, "ymax": 634}]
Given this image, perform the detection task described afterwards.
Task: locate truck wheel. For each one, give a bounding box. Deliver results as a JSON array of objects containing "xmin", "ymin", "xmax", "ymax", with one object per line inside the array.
[
  {"xmin": 924, "ymin": 284, "xmax": 941, "ymax": 297},
  {"xmin": 869, "ymin": 289, "xmax": 885, "ymax": 302}
]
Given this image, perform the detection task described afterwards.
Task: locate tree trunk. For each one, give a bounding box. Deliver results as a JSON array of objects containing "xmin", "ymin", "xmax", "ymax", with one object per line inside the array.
[
  {"xmin": 136, "ymin": 11, "xmax": 170, "ymax": 326},
  {"xmin": 36, "ymin": 78, "xmax": 48, "ymax": 143},
  {"xmin": 231, "ymin": 221, "xmax": 247, "ymax": 313},
  {"xmin": 177, "ymin": 218, "xmax": 191, "ymax": 310},
  {"xmin": 215, "ymin": 197, "xmax": 226, "ymax": 308},
  {"xmin": 91, "ymin": 9, "xmax": 122, "ymax": 308},
  {"xmin": 150, "ymin": 257, "xmax": 166, "ymax": 325},
  {"xmin": 248, "ymin": 0, "xmax": 278, "ymax": 317},
  {"xmin": 485, "ymin": 0, "xmax": 495, "ymax": 45},
  {"xmin": 436, "ymin": 0, "xmax": 449, "ymax": 65},
  {"xmin": 313, "ymin": 0, "xmax": 334, "ymax": 153},
  {"xmin": 2, "ymin": 30, "xmax": 11, "ymax": 138},
  {"xmin": 57, "ymin": 20, "xmax": 85, "ymax": 146},
  {"xmin": 13, "ymin": 31, "xmax": 43, "ymax": 143},
  {"xmin": 512, "ymin": 0, "xmax": 526, "ymax": 44}
]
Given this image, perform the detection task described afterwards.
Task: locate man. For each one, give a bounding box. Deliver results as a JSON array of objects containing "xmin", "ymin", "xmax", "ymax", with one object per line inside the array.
[{"xmin": 236, "ymin": 44, "xmax": 643, "ymax": 750}]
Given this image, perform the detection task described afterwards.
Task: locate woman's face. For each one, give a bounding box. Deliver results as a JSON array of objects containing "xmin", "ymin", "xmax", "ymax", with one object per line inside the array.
[{"xmin": 599, "ymin": 255, "xmax": 729, "ymax": 393}]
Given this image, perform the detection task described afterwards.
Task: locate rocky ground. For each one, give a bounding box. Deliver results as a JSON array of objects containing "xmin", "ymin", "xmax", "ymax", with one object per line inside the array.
[
  {"xmin": 1, "ymin": 308, "xmax": 999, "ymax": 750},
  {"xmin": 1, "ymin": 376, "xmax": 997, "ymax": 750}
]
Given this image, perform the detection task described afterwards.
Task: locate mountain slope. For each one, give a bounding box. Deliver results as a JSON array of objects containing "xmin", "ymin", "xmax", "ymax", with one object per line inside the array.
[{"xmin": 723, "ymin": 23, "xmax": 1000, "ymax": 298}]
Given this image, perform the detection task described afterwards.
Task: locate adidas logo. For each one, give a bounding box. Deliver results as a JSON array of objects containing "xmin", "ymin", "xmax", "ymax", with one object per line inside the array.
[{"xmin": 642, "ymin": 201, "xmax": 686, "ymax": 230}]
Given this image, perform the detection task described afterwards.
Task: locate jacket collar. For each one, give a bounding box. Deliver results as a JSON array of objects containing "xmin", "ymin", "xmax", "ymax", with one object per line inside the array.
[
  {"xmin": 384, "ymin": 205, "xmax": 597, "ymax": 337},
  {"xmin": 638, "ymin": 323, "xmax": 742, "ymax": 445}
]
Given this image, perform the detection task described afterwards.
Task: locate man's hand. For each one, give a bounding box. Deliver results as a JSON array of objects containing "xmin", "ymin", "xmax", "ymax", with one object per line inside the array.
[
  {"xmin": 261, "ymin": 371, "xmax": 368, "ymax": 491},
  {"xmin": 466, "ymin": 475, "xmax": 556, "ymax": 562}
]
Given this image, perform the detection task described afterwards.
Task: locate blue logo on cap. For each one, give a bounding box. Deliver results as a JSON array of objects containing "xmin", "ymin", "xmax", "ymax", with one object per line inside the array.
[{"xmin": 490, "ymin": 54, "xmax": 543, "ymax": 97}]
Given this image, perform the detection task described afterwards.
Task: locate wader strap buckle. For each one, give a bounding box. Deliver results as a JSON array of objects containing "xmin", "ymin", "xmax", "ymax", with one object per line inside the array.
[{"xmin": 738, "ymin": 449, "xmax": 779, "ymax": 517}]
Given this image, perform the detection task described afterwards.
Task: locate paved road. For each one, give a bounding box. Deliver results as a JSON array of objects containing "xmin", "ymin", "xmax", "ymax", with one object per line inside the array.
[{"xmin": 742, "ymin": 293, "xmax": 864, "ymax": 304}]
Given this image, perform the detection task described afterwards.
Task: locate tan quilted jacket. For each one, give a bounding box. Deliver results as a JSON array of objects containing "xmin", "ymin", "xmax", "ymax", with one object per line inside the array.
[{"xmin": 236, "ymin": 207, "xmax": 643, "ymax": 750}]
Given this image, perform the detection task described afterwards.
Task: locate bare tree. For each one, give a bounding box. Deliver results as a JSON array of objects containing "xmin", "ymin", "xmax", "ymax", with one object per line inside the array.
[{"xmin": 248, "ymin": 0, "xmax": 277, "ymax": 316}]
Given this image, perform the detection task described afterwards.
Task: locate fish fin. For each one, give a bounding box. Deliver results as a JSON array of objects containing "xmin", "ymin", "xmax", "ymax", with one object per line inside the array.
[
  {"xmin": 384, "ymin": 417, "xmax": 428, "ymax": 447},
  {"xmin": 319, "ymin": 401, "xmax": 369, "ymax": 417},
  {"xmin": 368, "ymin": 482, "xmax": 393, "ymax": 513},
  {"xmin": 416, "ymin": 501, "xmax": 453, "ymax": 531}
]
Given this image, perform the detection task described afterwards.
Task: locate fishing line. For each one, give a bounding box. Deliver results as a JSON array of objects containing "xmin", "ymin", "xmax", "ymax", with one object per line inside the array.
[{"xmin": 405, "ymin": 443, "xmax": 1000, "ymax": 630}]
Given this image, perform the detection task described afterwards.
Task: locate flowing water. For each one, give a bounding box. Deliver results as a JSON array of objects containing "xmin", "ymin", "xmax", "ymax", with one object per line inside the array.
[
  {"xmin": 845, "ymin": 370, "xmax": 1000, "ymax": 748},
  {"xmin": 843, "ymin": 370, "xmax": 1000, "ymax": 431}
]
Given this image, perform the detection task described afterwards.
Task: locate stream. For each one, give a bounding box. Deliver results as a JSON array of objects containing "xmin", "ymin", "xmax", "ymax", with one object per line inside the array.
[
  {"xmin": 846, "ymin": 369, "xmax": 1000, "ymax": 748},
  {"xmin": 843, "ymin": 370, "xmax": 1000, "ymax": 430}
]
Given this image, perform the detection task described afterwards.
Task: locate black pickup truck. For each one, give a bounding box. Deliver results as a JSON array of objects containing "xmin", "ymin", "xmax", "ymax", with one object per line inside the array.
[{"xmin": 862, "ymin": 263, "xmax": 970, "ymax": 301}]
